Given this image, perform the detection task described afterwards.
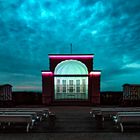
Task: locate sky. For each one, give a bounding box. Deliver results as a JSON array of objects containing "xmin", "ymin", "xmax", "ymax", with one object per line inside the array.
[{"xmin": 0, "ymin": 0, "xmax": 140, "ymax": 92}]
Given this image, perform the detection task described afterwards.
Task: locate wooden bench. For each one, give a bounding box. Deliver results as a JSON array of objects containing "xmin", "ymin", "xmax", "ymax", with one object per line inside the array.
[
  {"xmin": 113, "ymin": 112, "xmax": 140, "ymax": 132},
  {"xmin": 90, "ymin": 107, "xmax": 140, "ymax": 121},
  {"xmin": 0, "ymin": 108, "xmax": 50, "ymax": 121},
  {"xmin": 16, "ymin": 109, "xmax": 50, "ymax": 121},
  {"xmin": 0, "ymin": 111, "xmax": 38, "ymax": 121},
  {"xmin": 0, "ymin": 114, "xmax": 34, "ymax": 132}
]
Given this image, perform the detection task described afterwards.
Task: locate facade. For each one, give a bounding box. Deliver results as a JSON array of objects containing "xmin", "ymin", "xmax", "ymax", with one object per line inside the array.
[
  {"xmin": 42, "ymin": 54, "xmax": 101, "ymax": 105},
  {"xmin": 0, "ymin": 84, "xmax": 12, "ymax": 101},
  {"xmin": 123, "ymin": 84, "xmax": 140, "ymax": 100}
]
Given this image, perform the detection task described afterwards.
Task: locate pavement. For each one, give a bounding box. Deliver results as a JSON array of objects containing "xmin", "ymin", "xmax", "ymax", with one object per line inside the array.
[
  {"xmin": 1, "ymin": 133, "xmax": 140, "ymax": 140},
  {"xmin": 0, "ymin": 106, "xmax": 140, "ymax": 140}
]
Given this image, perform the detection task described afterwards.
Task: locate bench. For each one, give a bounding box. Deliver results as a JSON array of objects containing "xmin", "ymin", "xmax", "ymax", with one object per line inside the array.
[
  {"xmin": 0, "ymin": 108, "xmax": 50, "ymax": 121},
  {"xmin": 16, "ymin": 109, "xmax": 50, "ymax": 121},
  {"xmin": 90, "ymin": 107, "xmax": 140, "ymax": 121},
  {"xmin": 0, "ymin": 114, "xmax": 34, "ymax": 132},
  {"xmin": 90, "ymin": 109, "xmax": 119, "ymax": 122},
  {"xmin": 0, "ymin": 108, "xmax": 52, "ymax": 132},
  {"xmin": 0, "ymin": 111, "xmax": 38, "ymax": 121},
  {"xmin": 113, "ymin": 112, "xmax": 140, "ymax": 132}
]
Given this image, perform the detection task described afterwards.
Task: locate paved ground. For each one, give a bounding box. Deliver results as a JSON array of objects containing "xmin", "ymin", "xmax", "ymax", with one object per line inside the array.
[
  {"xmin": 47, "ymin": 106, "xmax": 113, "ymax": 133},
  {"xmin": 0, "ymin": 106, "xmax": 140, "ymax": 140},
  {"xmin": 1, "ymin": 133, "xmax": 140, "ymax": 140}
]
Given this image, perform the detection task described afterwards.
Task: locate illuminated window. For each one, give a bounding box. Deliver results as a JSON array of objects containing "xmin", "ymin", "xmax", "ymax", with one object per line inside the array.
[
  {"xmin": 69, "ymin": 80, "xmax": 74, "ymax": 93},
  {"xmin": 54, "ymin": 60, "xmax": 88, "ymax": 100},
  {"xmin": 76, "ymin": 80, "xmax": 80, "ymax": 92},
  {"xmin": 82, "ymin": 79, "xmax": 86, "ymax": 93},
  {"xmin": 62, "ymin": 80, "xmax": 66, "ymax": 93},
  {"xmin": 57, "ymin": 79, "xmax": 60, "ymax": 93}
]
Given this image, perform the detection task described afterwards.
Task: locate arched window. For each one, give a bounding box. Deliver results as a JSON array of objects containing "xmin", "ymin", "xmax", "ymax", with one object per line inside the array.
[{"xmin": 54, "ymin": 60, "xmax": 88, "ymax": 100}]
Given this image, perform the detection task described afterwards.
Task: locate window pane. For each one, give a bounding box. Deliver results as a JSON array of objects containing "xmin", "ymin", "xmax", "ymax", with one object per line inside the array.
[
  {"xmin": 55, "ymin": 77, "xmax": 88, "ymax": 100},
  {"xmin": 62, "ymin": 80, "xmax": 66, "ymax": 85},
  {"xmin": 76, "ymin": 87, "xmax": 80, "ymax": 92},
  {"xmin": 57, "ymin": 79, "xmax": 60, "ymax": 85},
  {"xmin": 69, "ymin": 80, "xmax": 73, "ymax": 85},
  {"xmin": 69, "ymin": 87, "xmax": 73, "ymax": 92}
]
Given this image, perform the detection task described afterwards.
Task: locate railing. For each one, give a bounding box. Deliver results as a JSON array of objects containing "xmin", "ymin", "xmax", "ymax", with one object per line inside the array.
[{"xmin": 55, "ymin": 93, "xmax": 88, "ymax": 100}]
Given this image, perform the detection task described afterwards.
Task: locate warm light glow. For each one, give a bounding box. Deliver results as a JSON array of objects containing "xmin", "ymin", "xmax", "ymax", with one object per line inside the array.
[
  {"xmin": 49, "ymin": 55, "xmax": 94, "ymax": 59},
  {"xmin": 42, "ymin": 72, "xmax": 53, "ymax": 76},
  {"xmin": 90, "ymin": 71, "xmax": 101, "ymax": 76}
]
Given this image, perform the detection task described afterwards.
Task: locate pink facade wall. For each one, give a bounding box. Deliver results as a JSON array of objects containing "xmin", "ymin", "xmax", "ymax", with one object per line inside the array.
[
  {"xmin": 42, "ymin": 55, "xmax": 101, "ymax": 106},
  {"xmin": 42, "ymin": 72, "xmax": 54, "ymax": 105},
  {"xmin": 89, "ymin": 73, "xmax": 101, "ymax": 105}
]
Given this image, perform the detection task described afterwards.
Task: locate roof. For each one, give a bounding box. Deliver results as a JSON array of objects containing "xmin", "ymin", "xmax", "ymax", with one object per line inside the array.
[
  {"xmin": 48, "ymin": 54, "xmax": 94, "ymax": 59},
  {"xmin": 48, "ymin": 54, "xmax": 94, "ymax": 56},
  {"xmin": 54, "ymin": 59, "xmax": 88, "ymax": 75},
  {"xmin": 0, "ymin": 84, "xmax": 12, "ymax": 88},
  {"xmin": 123, "ymin": 84, "xmax": 140, "ymax": 87}
]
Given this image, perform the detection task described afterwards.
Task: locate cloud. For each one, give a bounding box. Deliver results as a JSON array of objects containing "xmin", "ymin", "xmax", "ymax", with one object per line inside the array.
[
  {"xmin": 0, "ymin": 0, "xmax": 140, "ymax": 91},
  {"xmin": 14, "ymin": 85, "xmax": 41, "ymax": 91},
  {"xmin": 123, "ymin": 63, "xmax": 140, "ymax": 69}
]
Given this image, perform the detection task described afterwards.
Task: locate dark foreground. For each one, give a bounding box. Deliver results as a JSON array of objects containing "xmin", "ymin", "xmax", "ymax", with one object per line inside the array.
[
  {"xmin": 1, "ymin": 133, "xmax": 140, "ymax": 140},
  {"xmin": 0, "ymin": 106, "xmax": 140, "ymax": 140}
]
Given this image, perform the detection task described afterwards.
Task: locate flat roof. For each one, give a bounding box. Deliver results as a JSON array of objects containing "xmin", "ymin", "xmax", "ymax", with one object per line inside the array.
[
  {"xmin": 48, "ymin": 54, "xmax": 94, "ymax": 59},
  {"xmin": 0, "ymin": 84, "xmax": 12, "ymax": 87},
  {"xmin": 123, "ymin": 84, "xmax": 140, "ymax": 87}
]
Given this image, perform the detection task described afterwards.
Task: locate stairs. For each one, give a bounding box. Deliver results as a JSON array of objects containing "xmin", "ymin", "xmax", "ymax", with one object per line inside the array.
[{"xmin": 50, "ymin": 107, "xmax": 95, "ymax": 132}]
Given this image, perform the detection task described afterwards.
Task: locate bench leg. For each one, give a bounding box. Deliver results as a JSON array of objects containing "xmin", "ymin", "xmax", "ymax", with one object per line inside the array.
[
  {"xmin": 32, "ymin": 120, "xmax": 35, "ymax": 127},
  {"xmin": 26, "ymin": 123, "xmax": 30, "ymax": 132},
  {"xmin": 30, "ymin": 120, "xmax": 35, "ymax": 129},
  {"xmin": 40, "ymin": 116, "xmax": 43, "ymax": 121},
  {"xmin": 45, "ymin": 114, "xmax": 48, "ymax": 118},
  {"xmin": 102, "ymin": 116, "xmax": 104, "ymax": 121},
  {"xmin": 8, "ymin": 122, "xmax": 11, "ymax": 126},
  {"xmin": 120, "ymin": 123, "xmax": 124, "ymax": 132}
]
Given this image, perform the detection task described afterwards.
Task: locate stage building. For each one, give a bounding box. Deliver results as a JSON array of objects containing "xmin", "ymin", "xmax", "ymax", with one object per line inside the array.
[
  {"xmin": 123, "ymin": 84, "xmax": 140, "ymax": 100},
  {"xmin": 42, "ymin": 54, "xmax": 101, "ymax": 105},
  {"xmin": 0, "ymin": 84, "xmax": 12, "ymax": 106},
  {"xmin": 0, "ymin": 84, "xmax": 12, "ymax": 101}
]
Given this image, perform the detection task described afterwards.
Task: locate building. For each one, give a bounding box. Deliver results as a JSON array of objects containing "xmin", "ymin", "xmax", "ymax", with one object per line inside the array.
[
  {"xmin": 42, "ymin": 54, "xmax": 101, "ymax": 106},
  {"xmin": 123, "ymin": 84, "xmax": 140, "ymax": 100},
  {"xmin": 100, "ymin": 91, "xmax": 122, "ymax": 105},
  {"xmin": 0, "ymin": 84, "xmax": 12, "ymax": 102}
]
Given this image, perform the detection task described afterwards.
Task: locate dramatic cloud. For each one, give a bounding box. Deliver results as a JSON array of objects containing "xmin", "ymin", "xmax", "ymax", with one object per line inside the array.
[{"xmin": 0, "ymin": 0, "xmax": 140, "ymax": 91}]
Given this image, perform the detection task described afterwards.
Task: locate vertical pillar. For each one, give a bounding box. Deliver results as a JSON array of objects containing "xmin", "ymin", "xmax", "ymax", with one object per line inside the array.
[
  {"xmin": 90, "ymin": 71, "xmax": 101, "ymax": 105},
  {"xmin": 42, "ymin": 72, "xmax": 53, "ymax": 105}
]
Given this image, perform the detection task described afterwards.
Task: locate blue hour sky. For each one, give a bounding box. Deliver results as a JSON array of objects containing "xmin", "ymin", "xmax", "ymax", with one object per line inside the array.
[{"xmin": 0, "ymin": 0, "xmax": 140, "ymax": 91}]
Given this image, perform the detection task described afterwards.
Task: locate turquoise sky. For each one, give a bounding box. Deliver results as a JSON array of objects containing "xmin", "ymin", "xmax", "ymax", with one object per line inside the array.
[{"xmin": 0, "ymin": 0, "xmax": 140, "ymax": 91}]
